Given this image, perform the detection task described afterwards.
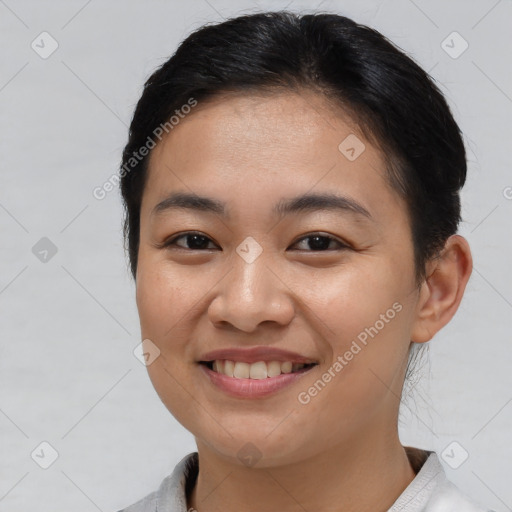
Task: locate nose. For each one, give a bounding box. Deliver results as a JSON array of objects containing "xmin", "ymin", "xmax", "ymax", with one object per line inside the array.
[{"xmin": 207, "ymin": 248, "xmax": 295, "ymax": 333}]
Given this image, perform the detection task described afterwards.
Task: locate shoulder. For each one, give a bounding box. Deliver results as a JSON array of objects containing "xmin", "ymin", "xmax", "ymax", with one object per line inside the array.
[
  {"xmin": 115, "ymin": 452, "xmax": 198, "ymax": 512},
  {"xmin": 426, "ymin": 477, "xmax": 495, "ymax": 512},
  {"xmin": 392, "ymin": 447, "xmax": 494, "ymax": 512},
  {"xmin": 114, "ymin": 489, "xmax": 158, "ymax": 512}
]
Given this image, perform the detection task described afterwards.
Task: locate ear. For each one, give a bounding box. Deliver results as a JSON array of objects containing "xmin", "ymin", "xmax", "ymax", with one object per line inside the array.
[{"xmin": 411, "ymin": 234, "xmax": 473, "ymax": 343}]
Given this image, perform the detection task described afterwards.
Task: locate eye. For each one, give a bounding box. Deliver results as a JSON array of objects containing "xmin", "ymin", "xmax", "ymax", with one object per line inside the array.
[
  {"xmin": 289, "ymin": 233, "xmax": 349, "ymax": 252},
  {"xmin": 162, "ymin": 231, "xmax": 218, "ymax": 250},
  {"xmin": 159, "ymin": 231, "xmax": 349, "ymax": 252}
]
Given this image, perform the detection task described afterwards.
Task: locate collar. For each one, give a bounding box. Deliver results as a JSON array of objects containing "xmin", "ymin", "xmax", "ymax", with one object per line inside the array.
[{"xmin": 155, "ymin": 447, "xmax": 440, "ymax": 512}]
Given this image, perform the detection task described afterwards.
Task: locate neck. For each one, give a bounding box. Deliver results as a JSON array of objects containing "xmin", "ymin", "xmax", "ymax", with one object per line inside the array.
[{"xmin": 188, "ymin": 432, "xmax": 416, "ymax": 512}]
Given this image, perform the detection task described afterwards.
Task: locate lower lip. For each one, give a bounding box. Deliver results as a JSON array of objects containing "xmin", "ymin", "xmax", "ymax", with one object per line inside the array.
[{"xmin": 198, "ymin": 363, "xmax": 315, "ymax": 399}]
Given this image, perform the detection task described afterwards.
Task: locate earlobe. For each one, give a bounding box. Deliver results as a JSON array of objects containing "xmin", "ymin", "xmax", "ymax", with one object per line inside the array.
[{"xmin": 410, "ymin": 235, "xmax": 473, "ymax": 343}]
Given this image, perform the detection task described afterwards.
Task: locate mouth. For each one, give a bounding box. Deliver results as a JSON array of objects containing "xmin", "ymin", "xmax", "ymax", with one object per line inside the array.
[{"xmin": 199, "ymin": 360, "xmax": 318, "ymax": 379}]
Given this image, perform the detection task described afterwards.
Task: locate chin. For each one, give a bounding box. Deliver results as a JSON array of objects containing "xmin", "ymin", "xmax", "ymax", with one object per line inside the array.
[{"xmin": 195, "ymin": 425, "xmax": 320, "ymax": 469}]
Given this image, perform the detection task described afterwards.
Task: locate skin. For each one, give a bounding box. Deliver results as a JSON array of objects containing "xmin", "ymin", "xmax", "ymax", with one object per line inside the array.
[{"xmin": 135, "ymin": 90, "xmax": 472, "ymax": 512}]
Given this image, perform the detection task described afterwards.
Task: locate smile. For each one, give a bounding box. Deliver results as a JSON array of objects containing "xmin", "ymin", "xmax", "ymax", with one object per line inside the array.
[
  {"xmin": 198, "ymin": 360, "xmax": 318, "ymax": 399},
  {"xmin": 201, "ymin": 360, "xmax": 316, "ymax": 379}
]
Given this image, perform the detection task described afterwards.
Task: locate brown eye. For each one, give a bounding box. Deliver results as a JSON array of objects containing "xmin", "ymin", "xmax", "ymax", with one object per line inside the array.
[
  {"xmin": 164, "ymin": 232, "xmax": 218, "ymax": 250},
  {"xmin": 290, "ymin": 234, "xmax": 349, "ymax": 251}
]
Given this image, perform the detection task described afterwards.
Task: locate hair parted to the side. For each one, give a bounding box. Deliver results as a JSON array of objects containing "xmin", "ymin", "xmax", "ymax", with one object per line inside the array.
[{"xmin": 120, "ymin": 10, "xmax": 467, "ymax": 287}]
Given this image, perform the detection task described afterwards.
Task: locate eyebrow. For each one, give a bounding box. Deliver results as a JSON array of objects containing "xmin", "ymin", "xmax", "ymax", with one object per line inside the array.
[{"xmin": 151, "ymin": 191, "xmax": 373, "ymax": 221}]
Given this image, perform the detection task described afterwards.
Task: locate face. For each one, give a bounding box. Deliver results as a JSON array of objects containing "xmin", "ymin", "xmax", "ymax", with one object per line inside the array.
[{"xmin": 136, "ymin": 90, "xmax": 422, "ymax": 467}]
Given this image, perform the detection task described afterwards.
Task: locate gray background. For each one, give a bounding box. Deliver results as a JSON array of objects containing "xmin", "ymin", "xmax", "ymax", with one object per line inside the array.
[{"xmin": 0, "ymin": 0, "xmax": 510, "ymax": 511}]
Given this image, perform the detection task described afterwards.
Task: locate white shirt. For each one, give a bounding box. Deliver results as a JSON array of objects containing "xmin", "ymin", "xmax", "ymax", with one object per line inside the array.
[{"xmin": 117, "ymin": 448, "xmax": 494, "ymax": 512}]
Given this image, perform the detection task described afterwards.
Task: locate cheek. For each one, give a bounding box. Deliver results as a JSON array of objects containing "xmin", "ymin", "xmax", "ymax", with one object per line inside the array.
[
  {"xmin": 305, "ymin": 261, "xmax": 409, "ymax": 345},
  {"xmin": 135, "ymin": 260, "xmax": 201, "ymax": 425},
  {"xmin": 135, "ymin": 258, "xmax": 197, "ymax": 342},
  {"xmin": 299, "ymin": 261, "xmax": 413, "ymax": 408}
]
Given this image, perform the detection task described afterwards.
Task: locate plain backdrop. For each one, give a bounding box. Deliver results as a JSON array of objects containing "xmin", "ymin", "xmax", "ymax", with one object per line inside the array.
[{"xmin": 0, "ymin": 0, "xmax": 510, "ymax": 511}]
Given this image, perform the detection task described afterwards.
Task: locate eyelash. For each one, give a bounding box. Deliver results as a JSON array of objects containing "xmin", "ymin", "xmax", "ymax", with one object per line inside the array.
[{"xmin": 160, "ymin": 231, "xmax": 350, "ymax": 252}]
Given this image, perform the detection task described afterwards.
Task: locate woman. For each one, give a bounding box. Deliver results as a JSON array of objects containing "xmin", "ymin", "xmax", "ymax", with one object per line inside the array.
[{"xmin": 116, "ymin": 10, "xmax": 492, "ymax": 512}]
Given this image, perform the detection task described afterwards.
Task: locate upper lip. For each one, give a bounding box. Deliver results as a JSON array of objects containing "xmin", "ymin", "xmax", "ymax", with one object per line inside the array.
[{"xmin": 199, "ymin": 346, "xmax": 318, "ymax": 364}]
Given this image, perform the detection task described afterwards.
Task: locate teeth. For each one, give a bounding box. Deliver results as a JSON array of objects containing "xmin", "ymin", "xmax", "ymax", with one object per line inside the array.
[
  {"xmin": 267, "ymin": 360, "xmax": 282, "ymax": 377},
  {"xmin": 233, "ymin": 362, "xmax": 250, "ymax": 379},
  {"xmin": 209, "ymin": 360, "xmax": 310, "ymax": 378},
  {"xmin": 281, "ymin": 361, "xmax": 292, "ymax": 374},
  {"xmin": 249, "ymin": 361, "xmax": 267, "ymax": 380},
  {"xmin": 223, "ymin": 360, "xmax": 235, "ymax": 377}
]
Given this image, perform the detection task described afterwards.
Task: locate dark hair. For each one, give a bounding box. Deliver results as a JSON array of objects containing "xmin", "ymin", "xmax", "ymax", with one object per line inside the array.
[{"xmin": 120, "ymin": 10, "xmax": 467, "ymax": 285}]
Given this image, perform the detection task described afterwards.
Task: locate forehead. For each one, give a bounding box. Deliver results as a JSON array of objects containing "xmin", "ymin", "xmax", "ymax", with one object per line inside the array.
[
  {"xmin": 142, "ymin": 91, "xmax": 405, "ymax": 225},
  {"xmin": 150, "ymin": 90, "xmax": 368, "ymax": 167}
]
